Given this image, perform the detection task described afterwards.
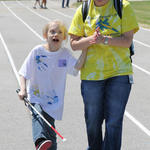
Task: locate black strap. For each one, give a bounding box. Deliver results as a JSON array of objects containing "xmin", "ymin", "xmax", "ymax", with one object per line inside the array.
[
  {"xmin": 114, "ymin": 0, "xmax": 134, "ymax": 59},
  {"xmin": 114, "ymin": 0, "xmax": 123, "ymax": 19},
  {"xmin": 82, "ymin": 0, "xmax": 91, "ymax": 22}
]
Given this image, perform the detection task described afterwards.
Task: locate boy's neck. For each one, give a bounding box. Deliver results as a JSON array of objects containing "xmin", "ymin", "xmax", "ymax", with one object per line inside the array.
[{"xmin": 44, "ymin": 44, "xmax": 60, "ymax": 52}]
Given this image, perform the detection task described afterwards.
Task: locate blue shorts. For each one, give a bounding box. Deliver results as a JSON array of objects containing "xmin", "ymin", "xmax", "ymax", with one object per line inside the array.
[{"xmin": 31, "ymin": 103, "xmax": 57, "ymax": 150}]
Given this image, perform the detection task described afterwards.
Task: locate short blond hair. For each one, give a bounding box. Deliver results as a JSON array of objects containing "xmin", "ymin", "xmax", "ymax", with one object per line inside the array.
[{"xmin": 42, "ymin": 20, "xmax": 68, "ymax": 40}]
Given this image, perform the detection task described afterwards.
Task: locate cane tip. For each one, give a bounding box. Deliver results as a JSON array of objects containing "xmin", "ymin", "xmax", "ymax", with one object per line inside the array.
[{"xmin": 62, "ymin": 138, "xmax": 67, "ymax": 142}]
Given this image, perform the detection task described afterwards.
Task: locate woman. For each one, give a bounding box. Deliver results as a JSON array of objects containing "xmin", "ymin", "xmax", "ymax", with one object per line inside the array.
[{"xmin": 68, "ymin": 0, "xmax": 139, "ymax": 149}]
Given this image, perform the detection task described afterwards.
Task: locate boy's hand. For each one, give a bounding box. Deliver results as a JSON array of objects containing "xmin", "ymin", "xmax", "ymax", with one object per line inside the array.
[{"xmin": 18, "ymin": 89, "xmax": 27, "ymax": 100}]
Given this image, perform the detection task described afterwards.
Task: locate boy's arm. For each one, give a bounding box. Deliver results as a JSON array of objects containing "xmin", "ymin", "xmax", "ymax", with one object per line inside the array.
[
  {"xmin": 18, "ymin": 75, "xmax": 27, "ymax": 100},
  {"xmin": 74, "ymin": 49, "xmax": 88, "ymax": 70}
]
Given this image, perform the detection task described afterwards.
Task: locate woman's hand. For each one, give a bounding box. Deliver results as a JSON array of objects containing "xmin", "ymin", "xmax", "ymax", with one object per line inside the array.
[
  {"xmin": 70, "ymin": 28, "xmax": 105, "ymax": 50},
  {"xmin": 89, "ymin": 28, "xmax": 105, "ymax": 44}
]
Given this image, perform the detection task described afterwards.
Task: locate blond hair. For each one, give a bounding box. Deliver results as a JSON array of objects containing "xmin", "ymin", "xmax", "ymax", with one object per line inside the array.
[{"xmin": 42, "ymin": 20, "xmax": 68, "ymax": 40}]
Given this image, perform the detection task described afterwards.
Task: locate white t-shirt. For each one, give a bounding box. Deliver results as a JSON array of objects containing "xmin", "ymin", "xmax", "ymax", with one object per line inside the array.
[{"xmin": 19, "ymin": 45, "xmax": 78, "ymax": 120}]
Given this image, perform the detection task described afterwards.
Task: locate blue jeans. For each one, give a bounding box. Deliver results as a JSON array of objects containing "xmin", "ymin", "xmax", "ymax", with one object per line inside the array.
[
  {"xmin": 31, "ymin": 103, "xmax": 57, "ymax": 150},
  {"xmin": 62, "ymin": 0, "xmax": 70, "ymax": 7},
  {"xmin": 81, "ymin": 75, "xmax": 132, "ymax": 150}
]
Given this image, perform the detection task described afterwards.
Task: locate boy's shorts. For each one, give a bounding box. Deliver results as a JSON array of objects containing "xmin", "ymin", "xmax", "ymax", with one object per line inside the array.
[{"xmin": 31, "ymin": 103, "xmax": 57, "ymax": 150}]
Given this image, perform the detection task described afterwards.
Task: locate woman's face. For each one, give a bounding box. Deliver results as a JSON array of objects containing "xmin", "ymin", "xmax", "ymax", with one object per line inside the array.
[{"xmin": 94, "ymin": 0, "xmax": 110, "ymax": 7}]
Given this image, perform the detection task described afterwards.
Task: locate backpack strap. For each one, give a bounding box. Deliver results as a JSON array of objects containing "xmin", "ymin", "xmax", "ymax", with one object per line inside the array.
[
  {"xmin": 82, "ymin": 0, "xmax": 91, "ymax": 22},
  {"xmin": 114, "ymin": 0, "xmax": 123, "ymax": 19},
  {"xmin": 114, "ymin": 0, "xmax": 134, "ymax": 59}
]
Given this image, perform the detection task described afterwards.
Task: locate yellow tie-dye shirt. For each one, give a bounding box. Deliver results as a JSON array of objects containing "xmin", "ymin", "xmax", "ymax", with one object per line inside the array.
[{"xmin": 69, "ymin": 0, "xmax": 139, "ymax": 80}]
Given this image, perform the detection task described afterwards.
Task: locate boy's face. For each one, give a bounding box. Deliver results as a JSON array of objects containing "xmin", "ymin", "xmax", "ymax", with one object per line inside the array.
[{"xmin": 46, "ymin": 23, "xmax": 66, "ymax": 51}]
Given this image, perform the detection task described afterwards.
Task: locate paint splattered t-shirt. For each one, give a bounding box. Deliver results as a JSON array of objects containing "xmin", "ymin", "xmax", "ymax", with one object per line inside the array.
[
  {"xmin": 69, "ymin": 0, "xmax": 139, "ymax": 80},
  {"xmin": 19, "ymin": 45, "xmax": 78, "ymax": 120}
]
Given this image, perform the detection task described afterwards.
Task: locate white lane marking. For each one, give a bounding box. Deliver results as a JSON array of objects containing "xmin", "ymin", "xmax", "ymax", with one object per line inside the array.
[
  {"xmin": 1, "ymin": 1, "xmax": 44, "ymax": 41},
  {"xmin": 140, "ymin": 27, "xmax": 150, "ymax": 32},
  {"xmin": 50, "ymin": 0, "xmax": 77, "ymax": 11},
  {"xmin": 17, "ymin": 1, "xmax": 50, "ymax": 21},
  {"xmin": 125, "ymin": 111, "xmax": 150, "ymax": 136},
  {"xmin": 2, "ymin": 0, "xmax": 150, "ymax": 137},
  {"xmin": 134, "ymin": 39, "xmax": 150, "ymax": 48},
  {"xmin": 49, "ymin": 8, "xmax": 72, "ymax": 19},
  {"xmin": 133, "ymin": 64, "xmax": 150, "ymax": 75},
  {"xmin": 0, "ymin": 33, "xmax": 20, "ymax": 85},
  {"xmin": 17, "ymin": 0, "xmax": 72, "ymax": 19}
]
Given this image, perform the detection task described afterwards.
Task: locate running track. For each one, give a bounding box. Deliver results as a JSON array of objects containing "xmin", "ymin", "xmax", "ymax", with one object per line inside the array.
[{"xmin": 0, "ymin": 0, "xmax": 150, "ymax": 149}]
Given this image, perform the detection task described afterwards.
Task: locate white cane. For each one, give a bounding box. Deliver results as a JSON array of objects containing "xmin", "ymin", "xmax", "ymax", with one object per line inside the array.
[{"xmin": 16, "ymin": 89, "xmax": 67, "ymax": 142}]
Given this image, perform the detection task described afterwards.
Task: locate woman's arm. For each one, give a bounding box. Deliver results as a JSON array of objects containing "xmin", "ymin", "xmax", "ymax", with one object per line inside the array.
[
  {"xmin": 90, "ymin": 30, "xmax": 134, "ymax": 48},
  {"xmin": 70, "ymin": 29, "xmax": 134, "ymax": 51},
  {"xmin": 104, "ymin": 30, "xmax": 134, "ymax": 48}
]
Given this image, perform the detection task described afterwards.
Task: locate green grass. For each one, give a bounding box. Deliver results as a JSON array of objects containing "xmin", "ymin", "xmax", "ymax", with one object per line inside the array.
[
  {"xmin": 130, "ymin": 1, "xmax": 150, "ymax": 28},
  {"xmin": 72, "ymin": 1, "xmax": 150, "ymax": 29}
]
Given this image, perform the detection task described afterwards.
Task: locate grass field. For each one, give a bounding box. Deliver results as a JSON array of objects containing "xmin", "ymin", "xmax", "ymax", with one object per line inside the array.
[
  {"xmin": 130, "ymin": 1, "xmax": 150, "ymax": 28},
  {"xmin": 72, "ymin": 1, "xmax": 150, "ymax": 28}
]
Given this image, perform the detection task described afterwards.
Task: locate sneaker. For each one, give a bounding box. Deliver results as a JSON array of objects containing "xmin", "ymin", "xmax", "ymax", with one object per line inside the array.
[
  {"xmin": 36, "ymin": 140, "xmax": 52, "ymax": 150},
  {"xmin": 33, "ymin": 6, "xmax": 36, "ymax": 9}
]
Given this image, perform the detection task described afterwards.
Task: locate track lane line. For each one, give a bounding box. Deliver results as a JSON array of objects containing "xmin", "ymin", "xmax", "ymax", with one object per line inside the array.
[
  {"xmin": 16, "ymin": 1, "xmax": 50, "ymax": 21},
  {"xmin": 17, "ymin": 0, "xmax": 73, "ymax": 19},
  {"xmin": 140, "ymin": 27, "xmax": 150, "ymax": 32},
  {"xmin": 133, "ymin": 39, "xmax": 150, "ymax": 48},
  {"xmin": 1, "ymin": 1, "xmax": 44, "ymax": 41},
  {"xmin": 0, "ymin": 32, "xmax": 20, "ymax": 85},
  {"xmin": 133, "ymin": 64, "xmax": 150, "ymax": 76},
  {"xmin": 125, "ymin": 111, "xmax": 150, "ymax": 136}
]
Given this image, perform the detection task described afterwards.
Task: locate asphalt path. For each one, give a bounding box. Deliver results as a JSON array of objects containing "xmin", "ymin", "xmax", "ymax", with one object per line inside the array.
[{"xmin": 0, "ymin": 0, "xmax": 150, "ymax": 150}]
